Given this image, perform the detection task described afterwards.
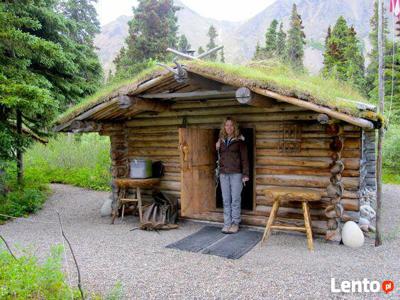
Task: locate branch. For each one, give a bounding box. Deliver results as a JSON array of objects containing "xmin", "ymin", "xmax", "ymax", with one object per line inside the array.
[
  {"xmin": 196, "ymin": 45, "xmax": 224, "ymax": 59},
  {"xmin": 0, "ymin": 235, "xmax": 17, "ymax": 260},
  {"xmin": 57, "ymin": 211, "xmax": 85, "ymax": 300}
]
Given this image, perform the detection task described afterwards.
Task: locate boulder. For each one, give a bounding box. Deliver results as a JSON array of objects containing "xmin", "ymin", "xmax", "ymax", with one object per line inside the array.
[{"xmin": 342, "ymin": 221, "xmax": 365, "ymax": 248}]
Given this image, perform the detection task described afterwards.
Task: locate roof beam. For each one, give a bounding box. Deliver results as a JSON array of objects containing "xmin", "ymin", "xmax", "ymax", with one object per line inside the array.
[
  {"xmin": 139, "ymin": 90, "xmax": 236, "ymax": 100},
  {"xmin": 117, "ymin": 96, "xmax": 170, "ymax": 112}
]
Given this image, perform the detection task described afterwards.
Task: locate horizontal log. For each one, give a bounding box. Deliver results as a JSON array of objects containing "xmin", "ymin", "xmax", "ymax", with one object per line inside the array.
[
  {"xmin": 255, "ymin": 174, "xmax": 359, "ymax": 190},
  {"xmin": 128, "ymin": 149, "xmax": 179, "ymax": 156},
  {"xmin": 256, "ymin": 148, "xmax": 360, "ymax": 158},
  {"xmin": 256, "ymin": 156, "xmax": 360, "ymax": 170},
  {"xmin": 256, "ymin": 196, "xmax": 359, "ymax": 211},
  {"xmin": 255, "ymin": 123, "xmax": 359, "ymax": 132},
  {"xmin": 126, "ymin": 112, "xmax": 320, "ymax": 127},
  {"xmin": 128, "ymin": 141, "xmax": 177, "ymax": 148},
  {"xmin": 235, "ymin": 87, "xmax": 275, "ymax": 107},
  {"xmin": 255, "ymin": 166, "xmax": 359, "ymax": 177},
  {"xmin": 255, "ymin": 185, "xmax": 359, "ymax": 199},
  {"xmin": 254, "ymin": 205, "xmax": 327, "ymax": 221},
  {"xmin": 256, "ymin": 138, "xmax": 360, "ymax": 150},
  {"xmin": 256, "ymin": 131, "xmax": 361, "ymax": 139}
]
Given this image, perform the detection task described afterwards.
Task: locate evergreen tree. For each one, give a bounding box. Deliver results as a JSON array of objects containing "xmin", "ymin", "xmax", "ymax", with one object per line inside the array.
[
  {"xmin": 178, "ymin": 34, "xmax": 191, "ymax": 53},
  {"xmin": 59, "ymin": 0, "xmax": 103, "ymax": 106},
  {"xmin": 115, "ymin": 0, "xmax": 180, "ymax": 78},
  {"xmin": 220, "ymin": 48, "xmax": 225, "ymax": 63},
  {"xmin": 253, "ymin": 41, "xmax": 262, "ymax": 60},
  {"xmin": 197, "ymin": 46, "xmax": 205, "ymax": 55},
  {"xmin": 206, "ymin": 25, "xmax": 218, "ymax": 61},
  {"xmin": 322, "ymin": 17, "xmax": 365, "ymax": 91},
  {"xmin": 286, "ymin": 4, "xmax": 306, "ymax": 70},
  {"xmin": 264, "ymin": 19, "xmax": 278, "ymax": 58},
  {"xmin": 0, "ymin": 0, "xmax": 90, "ymax": 182},
  {"xmin": 276, "ymin": 22, "xmax": 287, "ymax": 60}
]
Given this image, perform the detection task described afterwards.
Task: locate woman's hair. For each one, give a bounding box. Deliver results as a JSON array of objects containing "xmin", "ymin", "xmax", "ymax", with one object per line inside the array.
[{"xmin": 219, "ymin": 116, "xmax": 240, "ymax": 139}]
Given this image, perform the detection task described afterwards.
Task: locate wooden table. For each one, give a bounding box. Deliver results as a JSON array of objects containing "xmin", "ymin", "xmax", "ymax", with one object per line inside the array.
[
  {"xmin": 261, "ymin": 187, "xmax": 322, "ymax": 251},
  {"xmin": 111, "ymin": 178, "xmax": 161, "ymax": 224}
]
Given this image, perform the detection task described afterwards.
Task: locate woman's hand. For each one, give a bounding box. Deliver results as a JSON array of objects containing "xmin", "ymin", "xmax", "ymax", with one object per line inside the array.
[{"xmin": 242, "ymin": 176, "xmax": 249, "ymax": 183}]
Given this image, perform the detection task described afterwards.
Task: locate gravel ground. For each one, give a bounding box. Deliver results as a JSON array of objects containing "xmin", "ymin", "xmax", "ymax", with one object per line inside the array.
[{"xmin": 1, "ymin": 184, "xmax": 399, "ymax": 299}]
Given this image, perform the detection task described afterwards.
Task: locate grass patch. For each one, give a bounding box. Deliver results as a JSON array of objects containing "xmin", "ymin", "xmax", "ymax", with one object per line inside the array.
[
  {"xmin": 0, "ymin": 245, "xmax": 124, "ymax": 299},
  {"xmin": 57, "ymin": 64, "xmax": 165, "ymax": 125},
  {"xmin": 24, "ymin": 133, "xmax": 111, "ymax": 191},
  {"xmin": 186, "ymin": 60, "xmax": 376, "ymax": 119}
]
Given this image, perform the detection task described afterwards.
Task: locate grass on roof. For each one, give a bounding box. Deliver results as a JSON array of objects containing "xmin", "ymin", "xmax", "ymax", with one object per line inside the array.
[
  {"xmin": 56, "ymin": 64, "xmax": 165, "ymax": 125},
  {"xmin": 56, "ymin": 59, "xmax": 380, "ymax": 126},
  {"xmin": 185, "ymin": 59, "xmax": 377, "ymax": 120}
]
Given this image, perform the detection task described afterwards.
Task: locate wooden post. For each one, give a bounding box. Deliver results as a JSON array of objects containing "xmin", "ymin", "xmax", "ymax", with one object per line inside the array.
[
  {"xmin": 16, "ymin": 109, "xmax": 23, "ymax": 185},
  {"xmin": 375, "ymin": 0, "xmax": 384, "ymax": 247}
]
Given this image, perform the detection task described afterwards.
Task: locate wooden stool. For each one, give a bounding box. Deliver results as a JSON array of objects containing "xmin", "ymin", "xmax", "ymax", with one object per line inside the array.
[
  {"xmin": 111, "ymin": 178, "xmax": 160, "ymax": 224},
  {"xmin": 261, "ymin": 187, "xmax": 321, "ymax": 251}
]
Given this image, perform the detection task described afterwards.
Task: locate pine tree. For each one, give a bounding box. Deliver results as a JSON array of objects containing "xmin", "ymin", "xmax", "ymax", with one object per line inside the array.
[
  {"xmin": 197, "ymin": 46, "xmax": 205, "ymax": 55},
  {"xmin": 264, "ymin": 19, "xmax": 278, "ymax": 58},
  {"xmin": 220, "ymin": 48, "xmax": 225, "ymax": 62},
  {"xmin": 0, "ymin": 0, "xmax": 91, "ymax": 182},
  {"xmin": 322, "ymin": 17, "xmax": 366, "ymax": 91},
  {"xmin": 178, "ymin": 34, "xmax": 191, "ymax": 53},
  {"xmin": 115, "ymin": 0, "xmax": 180, "ymax": 78},
  {"xmin": 253, "ymin": 41, "xmax": 262, "ymax": 60},
  {"xmin": 286, "ymin": 4, "xmax": 306, "ymax": 70},
  {"xmin": 276, "ymin": 22, "xmax": 287, "ymax": 60},
  {"xmin": 60, "ymin": 0, "xmax": 103, "ymax": 107},
  {"xmin": 206, "ymin": 25, "xmax": 218, "ymax": 61}
]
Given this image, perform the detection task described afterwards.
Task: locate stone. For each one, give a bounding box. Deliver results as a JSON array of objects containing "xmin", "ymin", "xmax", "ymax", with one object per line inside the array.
[
  {"xmin": 342, "ymin": 221, "xmax": 365, "ymax": 248},
  {"xmin": 101, "ymin": 198, "xmax": 113, "ymax": 217}
]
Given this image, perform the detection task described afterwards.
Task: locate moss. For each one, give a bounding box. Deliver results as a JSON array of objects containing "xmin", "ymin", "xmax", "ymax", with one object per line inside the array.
[
  {"xmin": 56, "ymin": 59, "xmax": 379, "ymax": 126},
  {"xmin": 56, "ymin": 64, "xmax": 166, "ymax": 125}
]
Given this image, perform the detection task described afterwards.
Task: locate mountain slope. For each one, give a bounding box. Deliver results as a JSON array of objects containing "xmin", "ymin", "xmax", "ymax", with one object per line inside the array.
[{"xmin": 95, "ymin": 0, "xmax": 386, "ymax": 74}]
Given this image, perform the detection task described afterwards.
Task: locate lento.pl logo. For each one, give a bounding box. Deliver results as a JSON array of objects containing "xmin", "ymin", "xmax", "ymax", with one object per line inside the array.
[{"xmin": 331, "ymin": 278, "xmax": 395, "ymax": 294}]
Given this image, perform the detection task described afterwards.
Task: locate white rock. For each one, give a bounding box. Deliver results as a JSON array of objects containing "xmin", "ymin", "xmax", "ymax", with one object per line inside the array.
[
  {"xmin": 100, "ymin": 198, "xmax": 112, "ymax": 217},
  {"xmin": 358, "ymin": 217, "xmax": 370, "ymax": 226},
  {"xmin": 342, "ymin": 221, "xmax": 365, "ymax": 248}
]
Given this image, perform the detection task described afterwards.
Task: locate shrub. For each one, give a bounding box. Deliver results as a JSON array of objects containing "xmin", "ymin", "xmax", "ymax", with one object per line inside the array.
[
  {"xmin": 383, "ymin": 125, "xmax": 400, "ymax": 184},
  {"xmin": 25, "ymin": 133, "xmax": 111, "ymax": 191}
]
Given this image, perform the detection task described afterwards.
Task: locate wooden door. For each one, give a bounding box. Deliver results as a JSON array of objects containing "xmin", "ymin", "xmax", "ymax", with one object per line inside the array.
[{"xmin": 179, "ymin": 127, "xmax": 216, "ymax": 217}]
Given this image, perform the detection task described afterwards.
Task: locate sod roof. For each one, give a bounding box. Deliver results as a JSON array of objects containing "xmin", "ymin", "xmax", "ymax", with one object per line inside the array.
[{"xmin": 55, "ymin": 60, "xmax": 380, "ymax": 127}]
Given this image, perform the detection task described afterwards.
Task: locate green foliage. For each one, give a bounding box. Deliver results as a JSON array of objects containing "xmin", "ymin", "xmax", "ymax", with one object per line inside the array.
[
  {"xmin": 286, "ymin": 4, "xmax": 306, "ymax": 70},
  {"xmin": 220, "ymin": 48, "xmax": 225, "ymax": 63},
  {"xmin": 264, "ymin": 19, "xmax": 278, "ymax": 58},
  {"xmin": 197, "ymin": 46, "xmax": 205, "ymax": 55},
  {"xmin": 0, "ymin": 161, "xmax": 49, "ymax": 222},
  {"xmin": 114, "ymin": 0, "xmax": 180, "ymax": 78},
  {"xmin": 383, "ymin": 125, "xmax": 400, "ymax": 182},
  {"xmin": 25, "ymin": 133, "xmax": 111, "ymax": 191},
  {"xmin": 276, "ymin": 22, "xmax": 287, "ymax": 59},
  {"xmin": 254, "ymin": 20, "xmax": 286, "ymax": 62},
  {"xmin": 206, "ymin": 25, "xmax": 218, "ymax": 61},
  {"xmin": 322, "ymin": 17, "xmax": 366, "ymax": 92},
  {"xmin": 0, "ymin": 245, "xmax": 80, "ymax": 299},
  {"xmin": 178, "ymin": 34, "xmax": 191, "ymax": 52}
]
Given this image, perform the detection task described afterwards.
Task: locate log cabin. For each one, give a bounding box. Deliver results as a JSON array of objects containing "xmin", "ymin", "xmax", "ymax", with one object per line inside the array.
[{"xmin": 54, "ymin": 60, "xmax": 382, "ymax": 241}]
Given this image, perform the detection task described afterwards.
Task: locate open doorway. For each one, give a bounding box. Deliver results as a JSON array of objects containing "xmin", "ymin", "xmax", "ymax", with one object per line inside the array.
[{"xmin": 214, "ymin": 128, "xmax": 254, "ymax": 211}]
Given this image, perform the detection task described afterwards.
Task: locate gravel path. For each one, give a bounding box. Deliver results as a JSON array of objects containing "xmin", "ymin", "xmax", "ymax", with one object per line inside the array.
[{"xmin": 1, "ymin": 184, "xmax": 399, "ymax": 299}]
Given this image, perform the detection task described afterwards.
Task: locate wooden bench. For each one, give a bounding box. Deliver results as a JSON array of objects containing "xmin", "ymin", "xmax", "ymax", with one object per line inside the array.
[
  {"xmin": 111, "ymin": 178, "xmax": 160, "ymax": 224},
  {"xmin": 261, "ymin": 187, "xmax": 322, "ymax": 251}
]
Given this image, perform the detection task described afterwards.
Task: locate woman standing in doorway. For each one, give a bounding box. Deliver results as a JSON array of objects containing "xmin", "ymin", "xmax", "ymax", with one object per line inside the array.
[{"xmin": 216, "ymin": 117, "xmax": 249, "ymax": 234}]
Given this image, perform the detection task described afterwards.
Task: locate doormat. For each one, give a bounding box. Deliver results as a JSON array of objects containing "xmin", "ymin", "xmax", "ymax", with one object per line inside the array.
[{"xmin": 165, "ymin": 225, "xmax": 263, "ymax": 259}]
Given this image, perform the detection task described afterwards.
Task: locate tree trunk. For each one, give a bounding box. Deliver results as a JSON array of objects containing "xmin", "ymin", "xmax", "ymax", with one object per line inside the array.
[{"xmin": 16, "ymin": 109, "xmax": 23, "ymax": 185}]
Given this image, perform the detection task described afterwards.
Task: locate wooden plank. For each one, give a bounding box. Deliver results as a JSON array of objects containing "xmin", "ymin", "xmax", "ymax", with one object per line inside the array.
[{"xmin": 140, "ymin": 90, "xmax": 236, "ymax": 99}]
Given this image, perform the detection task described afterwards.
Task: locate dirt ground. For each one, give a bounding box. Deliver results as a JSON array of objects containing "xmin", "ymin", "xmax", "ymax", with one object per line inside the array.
[{"xmin": 1, "ymin": 184, "xmax": 399, "ymax": 299}]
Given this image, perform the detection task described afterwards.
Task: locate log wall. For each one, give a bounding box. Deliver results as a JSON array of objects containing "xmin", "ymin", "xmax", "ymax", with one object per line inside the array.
[{"xmin": 103, "ymin": 98, "xmax": 363, "ymax": 235}]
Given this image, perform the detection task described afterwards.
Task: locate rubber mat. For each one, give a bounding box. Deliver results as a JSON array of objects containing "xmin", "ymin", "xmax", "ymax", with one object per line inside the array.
[
  {"xmin": 166, "ymin": 225, "xmax": 262, "ymax": 259},
  {"xmin": 165, "ymin": 225, "xmax": 225, "ymax": 252}
]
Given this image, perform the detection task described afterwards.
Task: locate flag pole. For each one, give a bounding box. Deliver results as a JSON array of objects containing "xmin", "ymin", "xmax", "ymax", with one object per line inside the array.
[{"xmin": 375, "ymin": 0, "xmax": 384, "ymax": 247}]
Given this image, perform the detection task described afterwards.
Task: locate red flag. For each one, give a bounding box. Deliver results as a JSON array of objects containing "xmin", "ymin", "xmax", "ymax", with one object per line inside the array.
[{"xmin": 390, "ymin": 0, "xmax": 400, "ymax": 16}]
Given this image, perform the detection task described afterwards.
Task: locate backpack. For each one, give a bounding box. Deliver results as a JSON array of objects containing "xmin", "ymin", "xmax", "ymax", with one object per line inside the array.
[{"xmin": 140, "ymin": 190, "xmax": 179, "ymax": 231}]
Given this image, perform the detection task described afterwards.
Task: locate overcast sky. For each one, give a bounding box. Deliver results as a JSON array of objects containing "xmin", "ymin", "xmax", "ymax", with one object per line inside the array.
[{"xmin": 95, "ymin": 0, "xmax": 277, "ymax": 25}]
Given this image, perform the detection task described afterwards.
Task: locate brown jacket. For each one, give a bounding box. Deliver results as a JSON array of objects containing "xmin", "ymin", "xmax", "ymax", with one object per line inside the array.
[{"xmin": 218, "ymin": 135, "xmax": 249, "ymax": 177}]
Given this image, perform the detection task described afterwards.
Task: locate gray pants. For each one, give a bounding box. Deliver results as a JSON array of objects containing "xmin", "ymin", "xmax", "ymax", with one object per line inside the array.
[{"xmin": 219, "ymin": 173, "xmax": 243, "ymax": 227}]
